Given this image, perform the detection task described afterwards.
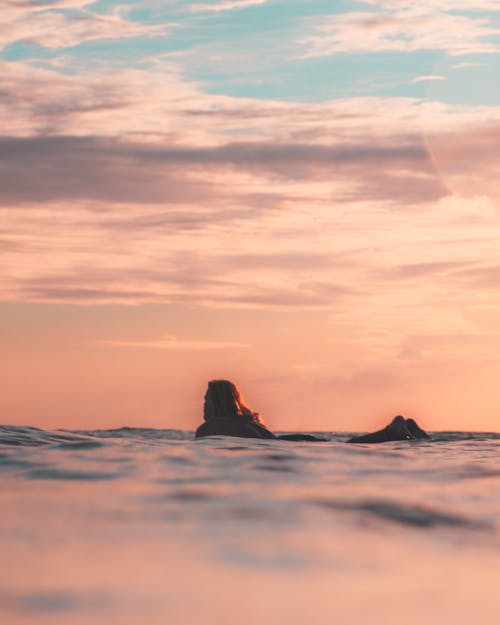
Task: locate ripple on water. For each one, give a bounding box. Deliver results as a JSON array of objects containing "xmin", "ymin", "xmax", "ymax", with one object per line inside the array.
[
  {"xmin": 161, "ymin": 455, "xmax": 194, "ymax": 465},
  {"xmin": 261, "ymin": 453, "xmax": 296, "ymax": 462},
  {"xmin": 253, "ymin": 463, "xmax": 298, "ymax": 473},
  {"xmin": 0, "ymin": 454, "xmax": 42, "ymax": 470},
  {"xmin": 313, "ymin": 497, "xmax": 493, "ymax": 530},
  {"xmin": 4, "ymin": 591, "xmax": 112, "ymax": 614},
  {"xmin": 25, "ymin": 468, "xmax": 122, "ymax": 481},
  {"xmin": 53, "ymin": 440, "xmax": 106, "ymax": 451},
  {"xmin": 168, "ymin": 489, "xmax": 219, "ymax": 502}
]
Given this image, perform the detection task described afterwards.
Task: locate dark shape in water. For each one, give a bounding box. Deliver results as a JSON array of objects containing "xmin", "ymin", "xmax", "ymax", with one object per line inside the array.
[
  {"xmin": 277, "ymin": 433, "xmax": 327, "ymax": 442},
  {"xmin": 196, "ymin": 380, "xmax": 276, "ymax": 440},
  {"xmin": 196, "ymin": 380, "xmax": 326, "ymax": 441},
  {"xmin": 406, "ymin": 418, "xmax": 431, "ymax": 439},
  {"xmin": 346, "ymin": 415, "xmax": 430, "ymax": 443},
  {"xmin": 196, "ymin": 380, "xmax": 429, "ymax": 443}
]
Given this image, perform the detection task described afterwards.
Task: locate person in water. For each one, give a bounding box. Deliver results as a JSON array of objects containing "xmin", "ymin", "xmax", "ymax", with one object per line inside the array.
[
  {"xmin": 195, "ymin": 380, "xmax": 430, "ymax": 443},
  {"xmin": 196, "ymin": 379, "xmax": 275, "ymax": 440},
  {"xmin": 347, "ymin": 415, "xmax": 430, "ymax": 443}
]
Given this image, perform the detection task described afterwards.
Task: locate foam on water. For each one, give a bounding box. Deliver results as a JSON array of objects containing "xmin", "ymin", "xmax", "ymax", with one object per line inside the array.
[{"xmin": 1, "ymin": 426, "xmax": 499, "ymax": 624}]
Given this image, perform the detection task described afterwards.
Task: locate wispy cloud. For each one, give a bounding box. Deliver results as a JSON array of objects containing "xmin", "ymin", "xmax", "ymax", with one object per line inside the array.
[
  {"xmin": 301, "ymin": 7, "xmax": 500, "ymax": 57},
  {"xmin": 6, "ymin": 0, "xmax": 93, "ymax": 9},
  {"xmin": 0, "ymin": 2, "xmax": 169, "ymax": 50},
  {"xmin": 411, "ymin": 75, "xmax": 446, "ymax": 83},
  {"xmin": 190, "ymin": 0, "xmax": 269, "ymax": 12},
  {"xmin": 1, "ymin": 57, "xmax": 500, "ymax": 310},
  {"xmin": 452, "ymin": 61, "xmax": 486, "ymax": 69},
  {"xmin": 362, "ymin": 1, "xmax": 500, "ymax": 11},
  {"xmin": 101, "ymin": 336, "xmax": 250, "ymax": 350}
]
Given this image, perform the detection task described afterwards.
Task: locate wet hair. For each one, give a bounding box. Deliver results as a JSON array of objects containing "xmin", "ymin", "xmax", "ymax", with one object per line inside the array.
[{"xmin": 203, "ymin": 379, "xmax": 263, "ymax": 424}]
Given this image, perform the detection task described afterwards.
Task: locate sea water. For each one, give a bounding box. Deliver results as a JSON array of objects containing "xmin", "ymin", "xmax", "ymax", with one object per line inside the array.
[{"xmin": 0, "ymin": 426, "xmax": 499, "ymax": 625}]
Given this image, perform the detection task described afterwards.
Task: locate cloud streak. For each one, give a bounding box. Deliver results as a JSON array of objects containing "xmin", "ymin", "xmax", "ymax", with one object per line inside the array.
[
  {"xmin": 411, "ymin": 75, "xmax": 446, "ymax": 83},
  {"xmin": 0, "ymin": 2, "xmax": 169, "ymax": 51},
  {"xmin": 0, "ymin": 134, "xmax": 442, "ymax": 205},
  {"xmin": 190, "ymin": 0, "xmax": 269, "ymax": 11},
  {"xmin": 101, "ymin": 336, "xmax": 251, "ymax": 350},
  {"xmin": 301, "ymin": 7, "xmax": 500, "ymax": 57}
]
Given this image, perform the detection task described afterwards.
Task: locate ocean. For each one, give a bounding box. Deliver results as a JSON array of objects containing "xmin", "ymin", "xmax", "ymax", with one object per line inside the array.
[{"xmin": 1, "ymin": 425, "xmax": 499, "ymax": 624}]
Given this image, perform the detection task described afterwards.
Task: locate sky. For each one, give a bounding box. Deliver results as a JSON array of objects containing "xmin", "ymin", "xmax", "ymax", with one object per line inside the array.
[{"xmin": 1, "ymin": 0, "xmax": 500, "ymax": 432}]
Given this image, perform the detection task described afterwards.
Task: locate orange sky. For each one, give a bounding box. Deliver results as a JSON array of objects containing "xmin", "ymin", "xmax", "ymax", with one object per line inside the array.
[{"xmin": 1, "ymin": 299, "xmax": 499, "ymax": 432}]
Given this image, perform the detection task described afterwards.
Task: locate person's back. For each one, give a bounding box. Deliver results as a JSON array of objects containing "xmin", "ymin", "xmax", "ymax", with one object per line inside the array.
[
  {"xmin": 195, "ymin": 416, "xmax": 275, "ymax": 439},
  {"xmin": 195, "ymin": 380, "xmax": 275, "ymax": 439}
]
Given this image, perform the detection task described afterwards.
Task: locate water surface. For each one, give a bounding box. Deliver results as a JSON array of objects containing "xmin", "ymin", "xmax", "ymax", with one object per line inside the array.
[{"xmin": 1, "ymin": 426, "xmax": 499, "ymax": 624}]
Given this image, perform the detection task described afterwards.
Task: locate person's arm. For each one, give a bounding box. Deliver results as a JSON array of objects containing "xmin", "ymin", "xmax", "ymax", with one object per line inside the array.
[
  {"xmin": 276, "ymin": 433, "xmax": 328, "ymax": 442},
  {"xmin": 346, "ymin": 416, "xmax": 421, "ymax": 443},
  {"xmin": 346, "ymin": 427, "xmax": 395, "ymax": 443}
]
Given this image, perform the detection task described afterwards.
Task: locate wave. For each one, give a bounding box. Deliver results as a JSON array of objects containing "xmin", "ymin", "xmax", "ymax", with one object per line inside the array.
[
  {"xmin": 0, "ymin": 425, "xmax": 192, "ymax": 447},
  {"xmin": 1, "ymin": 425, "xmax": 499, "ymax": 447},
  {"xmin": 313, "ymin": 497, "xmax": 492, "ymax": 530}
]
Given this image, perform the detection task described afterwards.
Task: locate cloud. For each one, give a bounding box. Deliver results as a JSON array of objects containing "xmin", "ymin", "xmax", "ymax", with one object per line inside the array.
[
  {"xmin": 0, "ymin": 134, "xmax": 446, "ymax": 209},
  {"xmin": 377, "ymin": 261, "xmax": 470, "ymax": 281},
  {"xmin": 0, "ymin": 2, "xmax": 169, "ymax": 51},
  {"xmin": 6, "ymin": 0, "xmax": 93, "ymax": 8},
  {"xmin": 0, "ymin": 61, "xmax": 200, "ymax": 138},
  {"xmin": 190, "ymin": 0, "xmax": 269, "ymax": 11},
  {"xmin": 5, "ymin": 62, "xmax": 483, "ymax": 221},
  {"xmin": 301, "ymin": 7, "xmax": 500, "ymax": 57},
  {"xmin": 450, "ymin": 264, "xmax": 500, "ymax": 290},
  {"xmin": 452, "ymin": 61, "xmax": 486, "ymax": 69},
  {"xmin": 101, "ymin": 336, "xmax": 251, "ymax": 350},
  {"xmin": 9, "ymin": 259, "xmax": 354, "ymax": 307},
  {"xmin": 361, "ymin": 1, "xmax": 500, "ymax": 11},
  {"xmin": 411, "ymin": 75, "xmax": 446, "ymax": 83},
  {"xmin": 1, "ymin": 61, "xmax": 500, "ymax": 313}
]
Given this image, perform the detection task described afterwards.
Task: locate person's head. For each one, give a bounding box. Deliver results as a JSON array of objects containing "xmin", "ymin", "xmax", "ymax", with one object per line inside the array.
[{"xmin": 203, "ymin": 380, "xmax": 259, "ymax": 422}]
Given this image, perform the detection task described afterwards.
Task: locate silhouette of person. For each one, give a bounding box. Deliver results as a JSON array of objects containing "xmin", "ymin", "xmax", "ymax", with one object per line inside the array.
[
  {"xmin": 196, "ymin": 379, "xmax": 275, "ymax": 439},
  {"xmin": 346, "ymin": 415, "xmax": 430, "ymax": 443},
  {"xmin": 195, "ymin": 380, "xmax": 430, "ymax": 443}
]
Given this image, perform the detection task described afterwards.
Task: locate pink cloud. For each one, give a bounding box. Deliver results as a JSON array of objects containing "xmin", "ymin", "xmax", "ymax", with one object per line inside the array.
[
  {"xmin": 190, "ymin": 0, "xmax": 269, "ymax": 11},
  {"xmin": 6, "ymin": 0, "xmax": 93, "ymax": 8},
  {"xmin": 100, "ymin": 336, "xmax": 250, "ymax": 349},
  {"xmin": 0, "ymin": 2, "xmax": 169, "ymax": 50},
  {"xmin": 301, "ymin": 7, "xmax": 500, "ymax": 57},
  {"xmin": 0, "ymin": 59, "xmax": 499, "ymax": 352},
  {"xmin": 362, "ymin": 1, "xmax": 500, "ymax": 11}
]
